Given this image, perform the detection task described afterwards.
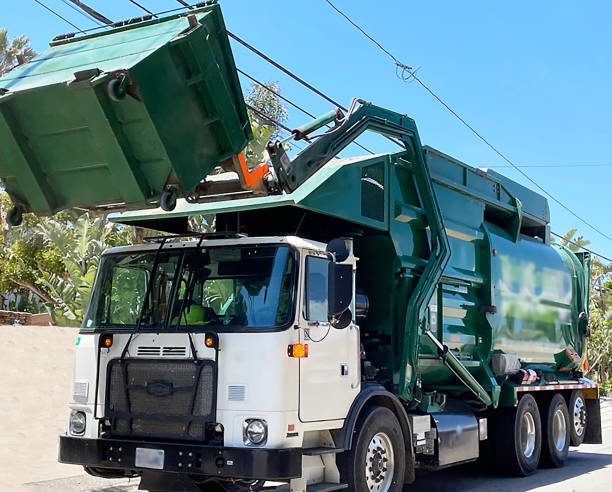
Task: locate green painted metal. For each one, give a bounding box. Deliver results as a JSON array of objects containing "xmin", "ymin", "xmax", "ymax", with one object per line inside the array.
[
  {"xmin": 424, "ymin": 331, "xmax": 492, "ymax": 406},
  {"xmin": 292, "ymin": 109, "xmax": 339, "ymax": 140},
  {"xmin": 0, "ymin": 3, "xmax": 250, "ymax": 215},
  {"xmin": 111, "ymin": 102, "xmax": 589, "ymax": 409}
]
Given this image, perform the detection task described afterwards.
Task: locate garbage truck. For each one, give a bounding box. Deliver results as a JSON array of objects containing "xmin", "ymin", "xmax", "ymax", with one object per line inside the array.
[{"xmin": 0, "ymin": 3, "xmax": 602, "ymax": 491}]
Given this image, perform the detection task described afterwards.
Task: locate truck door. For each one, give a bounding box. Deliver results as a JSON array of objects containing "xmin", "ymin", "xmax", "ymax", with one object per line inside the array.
[{"xmin": 298, "ymin": 254, "xmax": 360, "ymax": 422}]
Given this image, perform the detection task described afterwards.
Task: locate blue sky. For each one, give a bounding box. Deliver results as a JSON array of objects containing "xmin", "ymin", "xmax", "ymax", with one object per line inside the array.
[{"xmin": 3, "ymin": 0, "xmax": 611, "ymax": 260}]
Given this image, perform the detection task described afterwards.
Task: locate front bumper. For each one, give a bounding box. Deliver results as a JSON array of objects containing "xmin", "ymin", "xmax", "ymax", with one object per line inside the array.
[{"xmin": 58, "ymin": 435, "xmax": 301, "ymax": 480}]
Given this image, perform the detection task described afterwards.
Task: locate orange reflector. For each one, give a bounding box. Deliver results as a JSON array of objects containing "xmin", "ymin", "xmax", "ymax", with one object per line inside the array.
[
  {"xmin": 288, "ymin": 343, "xmax": 308, "ymax": 358},
  {"xmin": 204, "ymin": 335, "xmax": 215, "ymax": 348},
  {"xmin": 100, "ymin": 334, "xmax": 113, "ymax": 348}
]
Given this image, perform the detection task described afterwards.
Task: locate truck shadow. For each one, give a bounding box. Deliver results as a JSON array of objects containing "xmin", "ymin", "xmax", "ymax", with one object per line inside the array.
[{"xmin": 408, "ymin": 451, "xmax": 612, "ymax": 491}]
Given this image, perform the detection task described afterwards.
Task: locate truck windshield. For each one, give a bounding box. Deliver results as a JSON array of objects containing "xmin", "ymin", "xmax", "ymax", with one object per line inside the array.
[{"xmin": 82, "ymin": 245, "xmax": 296, "ymax": 332}]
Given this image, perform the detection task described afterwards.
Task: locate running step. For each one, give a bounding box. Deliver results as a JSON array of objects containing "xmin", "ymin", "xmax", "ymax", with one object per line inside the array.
[
  {"xmin": 307, "ymin": 484, "xmax": 348, "ymax": 492},
  {"xmin": 302, "ymin": 447, "xmax": 343, "ymax": 456}
]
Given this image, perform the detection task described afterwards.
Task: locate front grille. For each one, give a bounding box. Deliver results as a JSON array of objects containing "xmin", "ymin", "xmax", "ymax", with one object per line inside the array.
[{"xmin": 106, "ymin": 359, "xmax": 216, "ymax": 441}]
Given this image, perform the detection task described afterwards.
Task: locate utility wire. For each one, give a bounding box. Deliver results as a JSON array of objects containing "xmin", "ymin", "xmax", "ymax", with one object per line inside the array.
[
  {"xmin": 60, "ymin": 0, "xmax": 104, "ymax": 27},
  {"xmin": 550, "ymin": 232, "xmax": 612, "ymax": 263},
  {"xmin": 127, "ymin": 0, "xmax": 157, "ymax": 17},
  {"xmin": 245, "ymin": 103, "xmax": 293, "ymax": 134},
  {"xmin": 67, "ymin": 0, "xmax": 113, "ymax": 25},
  {"xmin": 175, "ymin": 0, "xmax": 194, "ymax": 9},
  {"xmin": 483, "ymin": 164, "xmax": 612, "ymax": 169},
  {"xmin": 124, "ymin": 2, "xmax": 376, "ymax": 155},
  {"xmin": 228, "ymin": 31, "xmax": 402, "ymax": 149},
  {"xmin": 237, "ymin": 68, "xmax": 375, "ymax": 155},
  {"xmin": 33, "ymin": 0, "xmax": 85, "ymax": 33},
  {"xmin": 323, "ymin": 0, "xmax": 612, "ymax": 244}
]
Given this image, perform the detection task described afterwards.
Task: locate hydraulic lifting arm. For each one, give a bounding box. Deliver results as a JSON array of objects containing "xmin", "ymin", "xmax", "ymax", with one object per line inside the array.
[{"xmin": 269, "ymin": 100, "xmax": 452, "ymax": 401}]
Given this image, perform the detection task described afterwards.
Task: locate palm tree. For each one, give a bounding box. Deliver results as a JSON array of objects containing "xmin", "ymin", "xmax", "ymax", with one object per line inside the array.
[{"xmin": 0, "ymin": 28, "xmax": 36, "ymax": 76}]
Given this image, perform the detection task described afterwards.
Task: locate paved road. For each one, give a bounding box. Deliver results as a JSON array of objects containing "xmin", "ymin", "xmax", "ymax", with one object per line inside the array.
[{"xmin": 23, "ymin": 402, "xmax": 612, "ymax": 492}]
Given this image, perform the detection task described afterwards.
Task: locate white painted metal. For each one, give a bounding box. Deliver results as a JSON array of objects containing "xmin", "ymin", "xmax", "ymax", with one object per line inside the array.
[
  {"xmin": 298, "ymin": 247, "xmax": 361, "ymax": 422},
  {"xmin": 65, "ymin": 236, "xmax": 364, "ymax": 486}
]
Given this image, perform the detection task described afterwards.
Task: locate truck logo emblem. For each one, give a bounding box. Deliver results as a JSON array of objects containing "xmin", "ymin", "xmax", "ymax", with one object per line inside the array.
[{"xmin": 147, "ymin": 380, "xmax": 174, "ymax": 397}]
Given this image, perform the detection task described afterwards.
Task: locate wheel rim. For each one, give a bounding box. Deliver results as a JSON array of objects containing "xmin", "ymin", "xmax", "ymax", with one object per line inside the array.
[
  {"xmin": 573, "ymin": 396, "xmax": 586, "ymax": 437},
  {"xmin": 521, "ymin": 411, "xmax": 536, "ymax": 458},
  {"xmin": 552, "ymin": 407, "xmax": 567, "ymax": 451},
  {"xmin": 365, "ymin": 432, "xmax": 395, "ymax": 492}
]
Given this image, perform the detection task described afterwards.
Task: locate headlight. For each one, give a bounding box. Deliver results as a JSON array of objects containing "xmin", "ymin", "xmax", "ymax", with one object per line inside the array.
[
  {"xmin": 69, "ymin": 410, "xmax": 86, "ymax": 435},
  {"xmin": 243, "ymin": 419, "xmax": 267, "ymax": 445}
]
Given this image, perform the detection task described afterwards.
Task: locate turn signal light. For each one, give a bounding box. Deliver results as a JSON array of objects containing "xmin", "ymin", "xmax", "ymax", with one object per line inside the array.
[
  {"xmin": 100, "ymin": 334, "xmax": 113, "ymax": 348},
  {"xmin": 288, "ymin": 343, "xmax": 308, "ymax": 358},
  {"xmin": 204, "ymin": 334, "xmax": 216, "ymax": 349}
]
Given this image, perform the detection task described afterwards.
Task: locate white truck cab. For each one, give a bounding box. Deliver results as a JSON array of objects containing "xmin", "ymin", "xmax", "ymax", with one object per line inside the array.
[{"xmin": 61, "ymin": 235, "xmax": 362, "ymax": 490}]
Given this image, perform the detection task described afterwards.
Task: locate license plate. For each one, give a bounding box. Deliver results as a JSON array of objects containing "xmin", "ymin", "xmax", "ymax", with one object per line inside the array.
[{"xmin": 135, "ymin": 448, "xmax": 165, "ymax": 470}]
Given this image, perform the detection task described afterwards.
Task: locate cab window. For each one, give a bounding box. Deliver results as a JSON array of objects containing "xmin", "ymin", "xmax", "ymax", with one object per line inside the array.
[{"xmin": 304, "ymin": 256, "xmax": 330, "ymax": 323}]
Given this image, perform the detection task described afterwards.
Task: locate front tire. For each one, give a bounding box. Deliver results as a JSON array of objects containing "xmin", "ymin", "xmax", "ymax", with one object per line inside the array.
[
  {"xmin": 568, "ymin": 390, "xmax": 587, "ymax": 446},
  {"xmin": 341, "ymin": 406, "xmax": 406, "ymax": 492},
  {"xmin": 541, "ymin": 393, "xmax": 570, "ymax": 467},
  {"xmin": 492, "ymin": 394, "xmax": 542, "ymax": 476}
]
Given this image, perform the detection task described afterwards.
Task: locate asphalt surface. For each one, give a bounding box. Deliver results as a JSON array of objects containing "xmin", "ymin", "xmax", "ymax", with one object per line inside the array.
[{"xmin": 22, "ymin": 401, "xmax": 612, "ymax": 492}]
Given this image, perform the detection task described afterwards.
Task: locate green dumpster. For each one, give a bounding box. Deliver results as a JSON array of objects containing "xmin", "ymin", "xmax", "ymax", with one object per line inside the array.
[{"xmin": 0, "ymin": 2, "xmax": 251, "ymax": 224}]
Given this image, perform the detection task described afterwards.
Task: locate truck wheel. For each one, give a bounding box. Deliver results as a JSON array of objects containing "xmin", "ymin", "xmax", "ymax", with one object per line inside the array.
[
  {"xmin": 568, "ymin": 390, "xmax": 586, "ymax": 446},
  {"xmin": 541, "ymin": 393, "xmax": 570, "ymax": 467},
  {"xmin": 160, "ymin": 189, "xmax": 177, "ymax": 211},
  {"xmin": 342, "ymin": 406, "xmax": 405, "ymax": 492},
  {"xmin": 493, "ymin": 394, "xmax": 542, "ymax": 476}
]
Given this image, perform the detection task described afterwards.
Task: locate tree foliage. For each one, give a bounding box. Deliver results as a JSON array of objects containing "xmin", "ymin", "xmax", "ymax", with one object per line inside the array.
[
  {"xmin": 0, "ymin": 192, "xmax": 131, "ymax": 324},
  {"xmin": 244, "ymin": 81, "xmax": 288, "ymax": 167},
  {"xmin": 0, "ymin": 28, "xmax": 35, "ymax": 76}
]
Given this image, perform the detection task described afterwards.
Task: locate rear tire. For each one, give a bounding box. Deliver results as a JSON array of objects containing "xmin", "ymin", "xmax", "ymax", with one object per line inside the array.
[
  {"xmin": 492, "ymin": 394, "xmax": 542, "ymax": 476},
  {"xmin": 541, "ymin": 393, "xmax": 570, "ymax": 467},
  {"xmin": 341, "ymin": 406, "xmax": 406, "ymax": 492},
  {"xmin": 568, "ymin": 390, "xmax": 586, "ymax": 446}
]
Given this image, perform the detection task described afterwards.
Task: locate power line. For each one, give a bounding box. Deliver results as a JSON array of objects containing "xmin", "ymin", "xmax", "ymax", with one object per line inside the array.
[
  {"xmin": 550, "ymin": 231, "xmax": 612, "ymax": 263},
  {"xmin": 227, "ymin": 31, "xmax": 403, "ymax": 149},
  {"xmin": 123, "ymin": 1, "xmax": 377, "ymax": 154},
  {"xmin": 228, "ymin": 31, "xmax": 346, "ymax": 110},
  {"xmin": 67, "ymin": 0, "xmax": 113, "ymax": 25},
  {"xmin": 237, "ymin": 68, "xmax": 375, "ymax": 155},
  {"xmin": 483, "ymin": 164, "xmax": 612, "ymax": 169},
  {"xmin": 245, "ymin": 103, "xmax": 293, "ymax": 134},
  {"xmin": 59, "ymin": 0, "xmax": 104, "ymax": 27},
  {"xmin": 127, "ymin": 0, "xmax": 157, "ymax": 17},
  {"xmin": 175, "ymin": 0, "xmax": 194, "ymax": 9},
  {"xmin": 323, "ymin": 0, "xmax": 612, "ymax": 244},
  {"xmin": 33, "ymin": 0, "xmax": 85, "ymax": 33}
]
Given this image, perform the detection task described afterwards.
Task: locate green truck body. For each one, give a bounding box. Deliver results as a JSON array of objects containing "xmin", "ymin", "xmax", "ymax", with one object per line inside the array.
[{"xmin": 112, "ymin": 140, "xmax": 591, "ymax": 408}]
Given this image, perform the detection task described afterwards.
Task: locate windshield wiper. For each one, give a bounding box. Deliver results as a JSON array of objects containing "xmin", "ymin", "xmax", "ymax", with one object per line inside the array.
[{"xmin": 120, "ymin": 237, "xmax": 167, "ymax": 360}]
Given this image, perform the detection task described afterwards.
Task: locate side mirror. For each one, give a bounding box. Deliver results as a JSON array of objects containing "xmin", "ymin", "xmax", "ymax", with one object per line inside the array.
[
  {"xmin": 328, "ymin": 263, "xmax": 353, "ymax": 329},
  {"xmin": 326, "ymin": 238, "xmax": 351, "ymax": 262}
]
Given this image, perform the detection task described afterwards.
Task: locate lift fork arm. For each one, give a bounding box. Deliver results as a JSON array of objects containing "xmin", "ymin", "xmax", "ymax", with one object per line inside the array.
[{"xmin": 271, "ymin": 100, "xmax": 451, "ymax": 400}]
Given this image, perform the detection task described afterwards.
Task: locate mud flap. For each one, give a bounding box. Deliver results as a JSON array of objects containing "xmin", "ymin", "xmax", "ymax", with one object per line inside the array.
[{"xmin": 583, "ymin": 398, "xmax": 602, "ymax": 444}]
